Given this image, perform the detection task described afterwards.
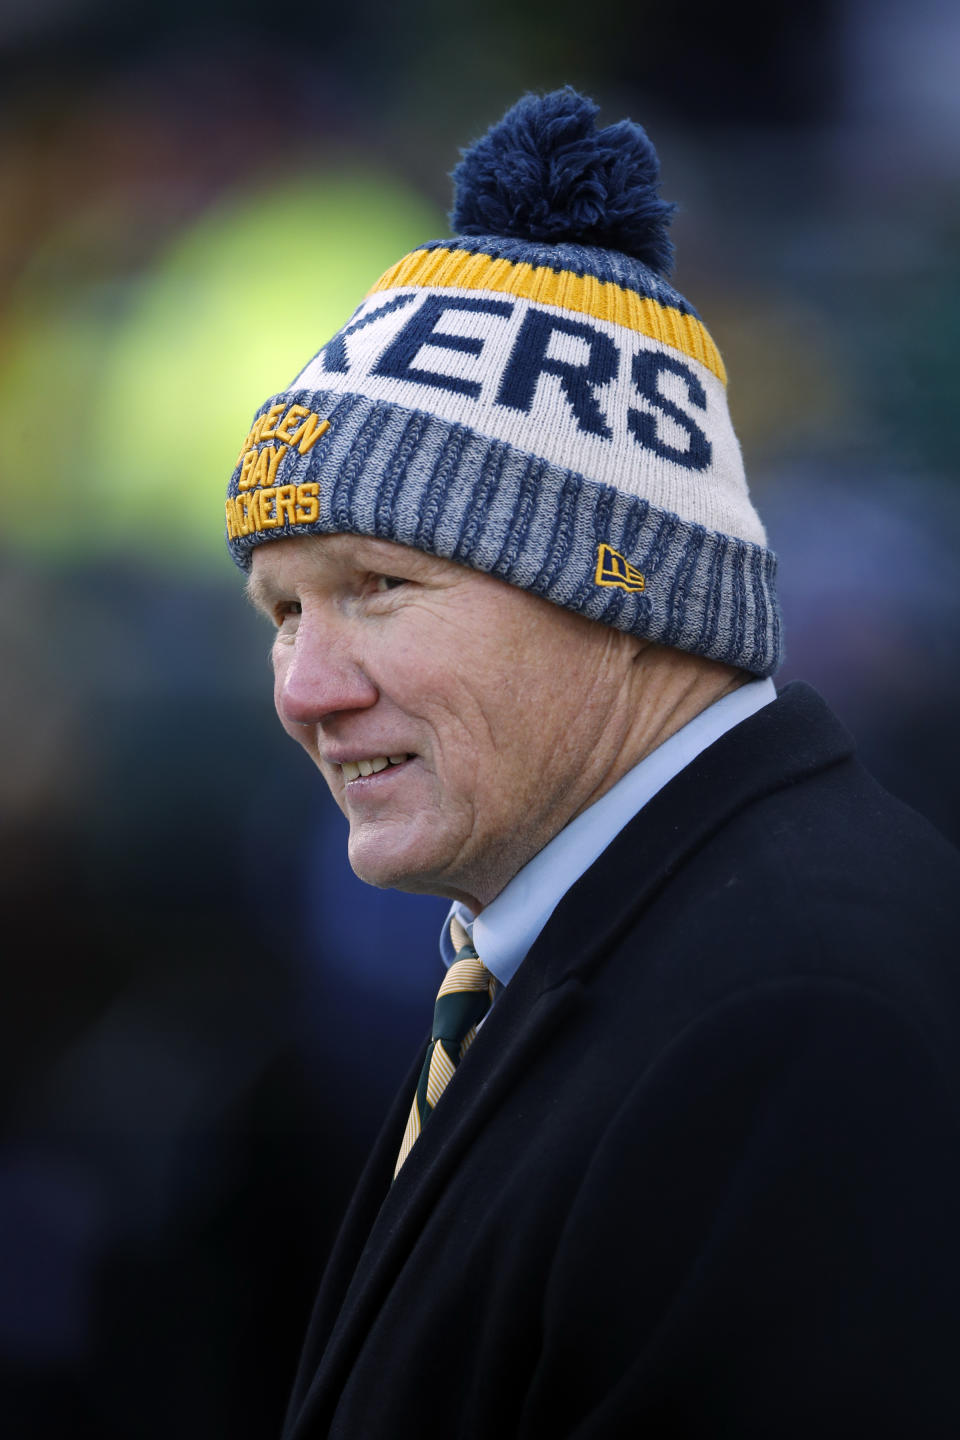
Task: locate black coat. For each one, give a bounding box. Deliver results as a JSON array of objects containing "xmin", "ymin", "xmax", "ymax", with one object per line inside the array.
[{"xmin": 283, "ymin": 683, "xmax": 960, "ymax": 1439}]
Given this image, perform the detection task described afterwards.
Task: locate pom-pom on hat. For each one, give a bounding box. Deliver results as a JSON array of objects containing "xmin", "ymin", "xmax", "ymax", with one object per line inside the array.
[
  {"xmin": 450, "ymin": 87, "xmax": 676, "ymax": 272},
  {"xmin": 225, "ymin": 88, "xmax": 782, "ymax": 676}
]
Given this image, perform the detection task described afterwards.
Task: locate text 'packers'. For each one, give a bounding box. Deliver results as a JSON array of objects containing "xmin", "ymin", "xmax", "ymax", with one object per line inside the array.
[{"xmin": 226, "ymin": 482, "xmax": 320, "ymax": 540}]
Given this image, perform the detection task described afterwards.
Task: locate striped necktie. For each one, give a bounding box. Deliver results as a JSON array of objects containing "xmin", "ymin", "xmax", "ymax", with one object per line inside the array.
[{"xmin": 394, "ymin": 916, "xmax": 498, "ymax": 1178}]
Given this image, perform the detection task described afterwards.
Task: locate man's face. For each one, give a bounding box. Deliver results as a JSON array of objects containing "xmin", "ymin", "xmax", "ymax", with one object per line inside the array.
[{"xmin": 248, "ymin": 533, "xmax": 639, "ymax": 911}]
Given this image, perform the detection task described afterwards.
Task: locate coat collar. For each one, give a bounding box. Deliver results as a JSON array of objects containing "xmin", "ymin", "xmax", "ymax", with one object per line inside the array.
[{"xmin": 516, "ymin": 681, "xmax": 854, "ymax": 997}]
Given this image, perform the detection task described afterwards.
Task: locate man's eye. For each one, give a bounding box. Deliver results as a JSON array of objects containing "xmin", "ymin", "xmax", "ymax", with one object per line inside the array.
[
  {"xmin": 275, "ymin": 601, "xmax": 302, "ymax": 626},
  {"xmin": 374, "ymin": 575, "xmax": 405, "ymax": 593}
]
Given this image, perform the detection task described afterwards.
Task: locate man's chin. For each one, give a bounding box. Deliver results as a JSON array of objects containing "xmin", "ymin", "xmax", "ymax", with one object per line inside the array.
[{"xmin": 346, "ymin": 835, "xmax": 445, "ymax": 897}]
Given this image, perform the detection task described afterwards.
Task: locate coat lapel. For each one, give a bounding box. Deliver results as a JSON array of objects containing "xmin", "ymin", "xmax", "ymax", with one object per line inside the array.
[{"xmin": 286, "ymin": 972, "xmax": 585, "ymax": 1439}]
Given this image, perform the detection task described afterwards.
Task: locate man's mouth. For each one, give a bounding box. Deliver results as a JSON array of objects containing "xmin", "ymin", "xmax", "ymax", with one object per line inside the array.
[{"xmin": 340, "ymin": 754, "xmax": 411, "ymax": 783}]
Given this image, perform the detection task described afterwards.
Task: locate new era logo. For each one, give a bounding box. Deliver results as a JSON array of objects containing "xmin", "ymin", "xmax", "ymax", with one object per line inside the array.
[{"xmin": 594, "ymin": 544, "xmax": 646, "ymax": 594}]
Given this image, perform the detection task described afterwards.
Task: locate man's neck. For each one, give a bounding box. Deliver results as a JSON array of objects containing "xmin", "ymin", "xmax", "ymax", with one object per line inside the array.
[{"xmin": 566, "ymin": 647, "xmax": 750, "ymax": 832}]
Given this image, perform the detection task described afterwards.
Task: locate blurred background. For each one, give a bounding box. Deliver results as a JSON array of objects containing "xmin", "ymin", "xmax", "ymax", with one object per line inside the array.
[{"xmin": 1, "ymin": 0, "xmax": 958, "ymax": 1434}]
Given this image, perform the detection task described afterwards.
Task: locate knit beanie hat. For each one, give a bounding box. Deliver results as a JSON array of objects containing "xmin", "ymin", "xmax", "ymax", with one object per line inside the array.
[{"xmin": 225, "ymin": 88, "xmax": 782, "ymax": 676}]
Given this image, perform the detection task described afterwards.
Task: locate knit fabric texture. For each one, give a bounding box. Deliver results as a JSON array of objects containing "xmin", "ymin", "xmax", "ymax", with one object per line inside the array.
[{"xmin": 224, "ymin": 92, "xmax": 782, "ymax": 676}]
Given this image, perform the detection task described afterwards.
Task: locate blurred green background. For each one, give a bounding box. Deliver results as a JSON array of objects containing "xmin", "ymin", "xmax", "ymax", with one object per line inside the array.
[{"xmin": 2, "ymin": 2, "xmax": 958, "ymax": 1435}]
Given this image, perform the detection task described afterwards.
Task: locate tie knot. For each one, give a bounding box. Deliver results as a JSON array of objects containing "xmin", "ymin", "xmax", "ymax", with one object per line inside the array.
[
  {"xmin": 437, "ymin": 956, "xmax": 490, "ymax": 997},
  {"xmin": 431, "ymin": 954, "xmax": 499, "ymax": 1046}
]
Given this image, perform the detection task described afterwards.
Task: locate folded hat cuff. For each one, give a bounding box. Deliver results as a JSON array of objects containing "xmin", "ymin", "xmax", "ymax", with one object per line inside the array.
[{"xmin": 226, "ymin": 388, "xmax": 783, "ymax": 677}]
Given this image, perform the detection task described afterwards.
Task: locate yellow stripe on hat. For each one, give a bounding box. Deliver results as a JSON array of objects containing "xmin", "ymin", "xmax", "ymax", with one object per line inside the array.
[{"xmin": 369, "ymin": 246, "xmax": 727, "ymax": 386}]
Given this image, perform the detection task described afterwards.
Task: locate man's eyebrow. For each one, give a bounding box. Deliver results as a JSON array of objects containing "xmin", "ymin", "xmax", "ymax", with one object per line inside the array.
[
  {"xmin": 357, "ymin": 538, "xmax": 420, "ymax": 569},
  {"xmin": 360, "ymin": 539, "xmax": 448, "ymax": 578}
]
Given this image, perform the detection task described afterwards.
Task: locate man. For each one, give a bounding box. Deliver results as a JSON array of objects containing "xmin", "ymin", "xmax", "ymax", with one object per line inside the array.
[{"xmin": 226, "ymin": 90, "xmax": 960, "ymax": 1437}]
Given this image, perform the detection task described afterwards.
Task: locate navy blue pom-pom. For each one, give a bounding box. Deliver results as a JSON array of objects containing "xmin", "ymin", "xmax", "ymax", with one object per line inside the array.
[{"xmin": 451, "ymin": 87, "xmax": 676, "ymax": 275}]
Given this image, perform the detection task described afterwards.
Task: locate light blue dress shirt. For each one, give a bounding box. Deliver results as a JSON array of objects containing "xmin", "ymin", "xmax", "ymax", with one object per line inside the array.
[{"xmin": 440, "ymin": 677, "xmax": 777, "ymax": 984}]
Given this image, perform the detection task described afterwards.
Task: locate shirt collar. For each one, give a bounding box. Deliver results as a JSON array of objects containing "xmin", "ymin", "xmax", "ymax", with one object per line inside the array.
[{"xmin": 440, "ymin": 677, "xmax": 777, "ymax": 984}]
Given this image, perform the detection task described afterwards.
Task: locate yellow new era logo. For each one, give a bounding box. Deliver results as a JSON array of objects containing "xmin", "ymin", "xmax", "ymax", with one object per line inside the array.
[{"xmin": 594, "ymin": 543, "xmax": 646, "ymax": 593}]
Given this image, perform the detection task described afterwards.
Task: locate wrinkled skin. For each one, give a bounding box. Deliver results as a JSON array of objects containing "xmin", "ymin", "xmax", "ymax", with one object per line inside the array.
[{"xmin": 248, "ymin": 533, "xmax": 743, "ymax": 911}]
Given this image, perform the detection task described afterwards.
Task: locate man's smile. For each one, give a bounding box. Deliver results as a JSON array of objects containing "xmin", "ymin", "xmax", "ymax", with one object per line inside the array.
[{"xmin": 338, "ymin": 754, "xmax": 412, "ymax": 784}]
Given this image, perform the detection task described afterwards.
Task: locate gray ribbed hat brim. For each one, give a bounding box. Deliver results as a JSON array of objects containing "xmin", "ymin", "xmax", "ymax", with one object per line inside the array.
[{"xmin": 227, "ymin": 389, "xmax": 782, "ymax": 677}]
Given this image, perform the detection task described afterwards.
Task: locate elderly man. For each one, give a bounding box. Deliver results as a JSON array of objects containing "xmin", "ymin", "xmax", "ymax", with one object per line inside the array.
[{"xmin": 227, "ymin": 90, "xmax": 960, "ymax": 1439}]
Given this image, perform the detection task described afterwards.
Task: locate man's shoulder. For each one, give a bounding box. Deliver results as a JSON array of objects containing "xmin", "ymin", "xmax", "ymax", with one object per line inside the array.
[
  {"xmin": 623, "ymin": 677, "xmax": 958, "ymax": 925},
  {"xmin": 543, "ymin": 680, "xmax": 960, "ymax": 1051},
  {"xmin": 656, "ymin": 749, "xmax": 959, "ymax": 1000},
  {"xmin": 706, "ymin": 704, "xmax": 959, "ymax": 908},
  {"xmin": 687, "ymin": 680, "xmax": 958, "ymax": 931}
]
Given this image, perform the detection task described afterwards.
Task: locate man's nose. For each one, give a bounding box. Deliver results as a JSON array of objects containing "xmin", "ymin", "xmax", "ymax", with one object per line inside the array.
[{"xmin": 275, "ymin": 620, "xmax": 378, "ymax": 728}]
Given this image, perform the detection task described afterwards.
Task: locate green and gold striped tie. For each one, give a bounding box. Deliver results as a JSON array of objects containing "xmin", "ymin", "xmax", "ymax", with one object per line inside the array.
[{"xmin": 394, "ymin": 916, "xmax": 499, "ymax": 1178}]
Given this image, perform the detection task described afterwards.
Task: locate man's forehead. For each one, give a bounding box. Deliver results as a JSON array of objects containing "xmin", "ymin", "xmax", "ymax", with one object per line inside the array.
[{"xmin": 246, "ymin": 532, "xmax": 448, "ymax": 598}]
